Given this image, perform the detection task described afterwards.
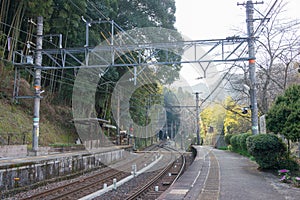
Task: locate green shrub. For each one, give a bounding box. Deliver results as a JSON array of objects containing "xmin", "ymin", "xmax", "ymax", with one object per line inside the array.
[
  {"xmin": 236, "ymin": 134, "xmax": 243, "ymax": 150},
  {"xmin": 239, "ymin": 133, "xmax": 252, "ymax": 151},
  {"xmin": 218, "ymin": 146, "xmax": 228, "ymax": 150},
  {"xmin": 225, "ymin": 134, "xmax": 233, "ymax": 145},
  {"xmin": 246, "ymin": 134, "xmax": 287, "ymax": 169},
  {"xmin": 230, "ymin": 134, "xmax": 239, "ymax": 151},
  {"xmin": 278, "ymin": 158, "xmax": 299, "ymax": 171}
]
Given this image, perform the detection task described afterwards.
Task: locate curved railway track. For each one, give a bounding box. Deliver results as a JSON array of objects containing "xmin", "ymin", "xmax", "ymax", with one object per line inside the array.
[
  {"xmin": 20, "ymin": 167, "xmax": 129, "ymax": 200},
  {"xmin": 20, "ymin": 145, "xmax": 160, "ymax": 200},
  {"xmin": 124, "ymin": 146, "xmax": 187, "ymax": 200},
  {"xmin": 17, "ymin": 143, "xmax": 191, "ymax": 200}
]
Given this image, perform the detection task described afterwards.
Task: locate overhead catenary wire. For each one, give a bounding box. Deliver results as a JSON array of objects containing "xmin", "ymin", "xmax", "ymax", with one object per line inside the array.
[
  {"xmin": 202, "ymin": 0, "xmax": 281, "ymax": 108},
  {"xmin": 10, "ymin": 1, "xmax": 282, "ymax": 119},
  {"xmin": 64, "ymin": 0, "xmax": 161, "ymax": 96},
  {"xmin": 68, "ymin": 0, "xmax": 93, "ymax": 21},
  {"xmin": 0, "ymin": 20, "xmax": 66, "ymax": 51},
  {"xmin": 99, "ymin": 28, "xmax": 158, "ymax": 95},
  {"xmin": 86, "ymin": 0, "xmax": 110, "ymax": 21},
  {"xmin": 85, "ymin": 0, "xmax": 163, "ymax": 93}
]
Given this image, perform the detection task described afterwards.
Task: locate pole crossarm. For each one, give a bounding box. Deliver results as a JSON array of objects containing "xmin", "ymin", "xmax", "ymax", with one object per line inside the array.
[{"xmin": 13, "ymin": 37, "xmax": 250, "ymax": 70}]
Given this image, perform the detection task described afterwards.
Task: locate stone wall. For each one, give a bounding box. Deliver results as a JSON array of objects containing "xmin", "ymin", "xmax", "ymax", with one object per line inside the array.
[
  {"xmin": 0, "ymin": 145, "xmax": 27, "ymax": 158},
  {"xmin": 0, "ymin": 149, "xmax": 124, "ymax": 191}
]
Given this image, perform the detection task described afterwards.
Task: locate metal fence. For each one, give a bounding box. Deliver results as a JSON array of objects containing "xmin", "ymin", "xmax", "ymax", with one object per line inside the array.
[{"xmin": 0, "ymin": 132, "xmax": 28, "ymax": 145}]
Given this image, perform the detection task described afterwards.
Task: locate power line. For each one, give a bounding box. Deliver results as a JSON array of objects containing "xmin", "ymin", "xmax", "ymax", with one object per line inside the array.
[
  {"xmin": 206, "ymin": 0, "xmax": 280, "ymax": 112},
  {"xmin": 10, "ymin": 1, "xmax": 282, "ymax": 145},
  {"xmin": 68, "ymin": 0, "xmax": 93, "ymax": 21},
  {"xmin": 67, "ymin": 0, "xmax": 157, "ymax": 95},
  {"xmin": 87, "ymin": 0, "xmax": 110, "ymax": 21},
  {"xmin": 84, "ymin": 0, "xmax": 159, "ymax": 93}
]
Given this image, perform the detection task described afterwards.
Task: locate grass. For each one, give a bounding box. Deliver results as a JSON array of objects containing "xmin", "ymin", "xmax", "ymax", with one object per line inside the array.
[
  {"xmin": 49, "ymin": 143, "xmax": 82, "ymax": 147},
  {"xmin": 217, "ymin": 146, "xmax": 228, "ymax": 150},
  {"xmin": 219, "ymin": 145, "xmax": 252, "ymax": 158},
  {"xmin": 0, "ymin": 99, "xmax": 76, "ymax": 146}
]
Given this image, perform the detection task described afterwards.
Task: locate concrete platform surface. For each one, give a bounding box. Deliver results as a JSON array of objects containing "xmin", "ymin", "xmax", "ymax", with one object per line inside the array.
[
  {"xmin": 159, "ymin": 146, "xmax": 300, "ymax": 200},
  {"xmin": 0, "ymin": 145, "xmax": 129, "ymax": 167}
]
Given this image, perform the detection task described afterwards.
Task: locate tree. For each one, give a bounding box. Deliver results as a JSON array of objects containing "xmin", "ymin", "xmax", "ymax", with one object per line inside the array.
[
  {"xmin": 104, "ymin": 0, "xmax": 177, "ymax": 30},
  {"xmin": 223, "ymin": 96, "xmax": 251, "ymax": 135},
  {"xmin": 255, "ymin": 0, "xmax": 300, "ymax": 114},
  {"xmin": 223, "ymin": 0, "xmax": 300, "ymax": 115},
  {"xmin": 89, "ymin": 0, "xmax": 182, "ymax": 123},
  {"xmin": 1, "ymin": 1, "xmax": 183, "ymax": 135},
  {"xmin": 200, "ymin": 103, "xmax": 226, "ymax": 144},
  {"xmin": 163, "ymin": 88, "xmax": 181, "ymax": 138},
  {"xmin": 266, "ymin": 84, "xmax": 300, "ymax": 152},
  {"xmin": 0, "ymin": 0, "xmax": 54, "ymax": 60},
  {"xmin": 0, "ymin": 0, "xmax": 54, "ymax": 94}
]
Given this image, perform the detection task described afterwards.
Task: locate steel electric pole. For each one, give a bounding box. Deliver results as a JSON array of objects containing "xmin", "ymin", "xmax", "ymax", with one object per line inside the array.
[
  {"xmin": 246, "ymin": 1, "xmax": 261, "ymax": 135},
  {"xmin": 32, "ymin": 16, "xmax": 43, "ymax": 153},
  {"xmin": 195, "ymin": 92, "xmax": 201, "ymax": 145},
  {"xmin": 12, "ymin": 3, "xmax": 266, "ymax": 152},
  {"xmin": 238, "ymin": 0, "xmax": 263, "ymax": 135}
]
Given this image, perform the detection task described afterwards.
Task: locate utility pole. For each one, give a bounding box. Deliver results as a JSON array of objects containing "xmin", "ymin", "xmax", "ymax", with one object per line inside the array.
[
  {"xmin": 32, "ymin": 16, "xmax": 43, "ymax": 153},
  {"xmin": 12, "ymin": 4, "xmax": 263, "ymax": 153},
  {"xmin": 117, "ymin": 92, "xmax": 120, "ymax": 145},
  {"xmin": 245, "ymin": 0, "xmax": 262, "ymax": 135},
  {"xmin": 195, "ymin": 92, "xmax": 201, "ymax": 145},
  {"xmin": 171, "ymin": 121, "xmax": 174, "ymax": 140},
  {"xmin": 85, "ymin": 20, "xmax": 90, "ymax": 47}
]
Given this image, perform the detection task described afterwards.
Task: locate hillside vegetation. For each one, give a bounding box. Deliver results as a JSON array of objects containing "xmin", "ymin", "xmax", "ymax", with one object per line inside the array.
[
  {"xmin": 0, "ymin": 0, "xmax": 179, "ymax": 147},
  {"xmin": 0, "ymin": 99, "xmax": 76, "ymax": 146},
  {"xmin": 0, "ymin": 71, "xmax": 76, "ymax": 146}
]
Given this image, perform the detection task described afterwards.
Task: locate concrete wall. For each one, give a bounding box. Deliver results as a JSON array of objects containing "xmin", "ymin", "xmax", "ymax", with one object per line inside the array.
[
  {"xmin": 0, "ymin": 149, "xmax": 124, "ymax": 191},
  {"xmin": 0, "ymin": 145, "xmax": 27, "ymax": 158}
]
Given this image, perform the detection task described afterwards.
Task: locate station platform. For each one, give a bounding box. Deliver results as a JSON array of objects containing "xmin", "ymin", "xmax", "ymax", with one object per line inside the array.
[
  {"xmin": 158, "ymin": 146, "xmax": 213, "ymax": 200},
  {"xmin": 0, "ymin": 145, "xmax": 131, "ymax": 168},
  {"xmin": 0, "ymin": 145, "xmax": 132, "ymax": 192},
  {"xmin": 158, "ymin": 146, "xmax": 300, "ymax": 200}
]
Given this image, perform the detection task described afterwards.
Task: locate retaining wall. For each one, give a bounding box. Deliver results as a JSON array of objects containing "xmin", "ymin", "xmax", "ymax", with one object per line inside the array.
[
  {"xmin": 0, "ymin": 149, "xmax": 124, "ymax": 191},
  {"xmin": 0, "ymin": 145, "xmax": 27, "ymax": 158}
]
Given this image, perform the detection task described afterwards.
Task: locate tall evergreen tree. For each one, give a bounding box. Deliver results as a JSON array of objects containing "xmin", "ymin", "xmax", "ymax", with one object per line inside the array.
[{"xmin": 266, "ymin": 84, "xmax": 300, "ymax": 151}]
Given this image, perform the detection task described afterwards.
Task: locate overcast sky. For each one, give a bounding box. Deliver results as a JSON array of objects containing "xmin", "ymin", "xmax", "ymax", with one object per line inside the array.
[
  {"xmin": 174, "ymin": 0, "xmax": 300, "ymax": 87},
  {"xmin": 175, "ymin": 0, "xmax": 300, "ymax": 40}
]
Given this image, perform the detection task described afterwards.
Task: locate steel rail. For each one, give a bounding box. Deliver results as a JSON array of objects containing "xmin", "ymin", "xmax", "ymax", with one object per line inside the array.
[{"xmin": 125, "ymin": 146, "xmax": 186, "ymax": 200}]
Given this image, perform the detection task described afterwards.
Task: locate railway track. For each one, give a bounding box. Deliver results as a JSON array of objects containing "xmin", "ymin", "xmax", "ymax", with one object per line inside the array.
[
  {"xmin": 21, "ymin": 167, "xmax": 130, "ymax": 200},
  {"xmin": 123, "ymin": 146, "xmax": 187, "ymax": 200},
  {"xmin": 16, "ymin": 143, "xmax": 191, "ymax": 200},
  {"xmin": 19, "ymin": 145, "xmax": 161, "ymax": 200}
]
